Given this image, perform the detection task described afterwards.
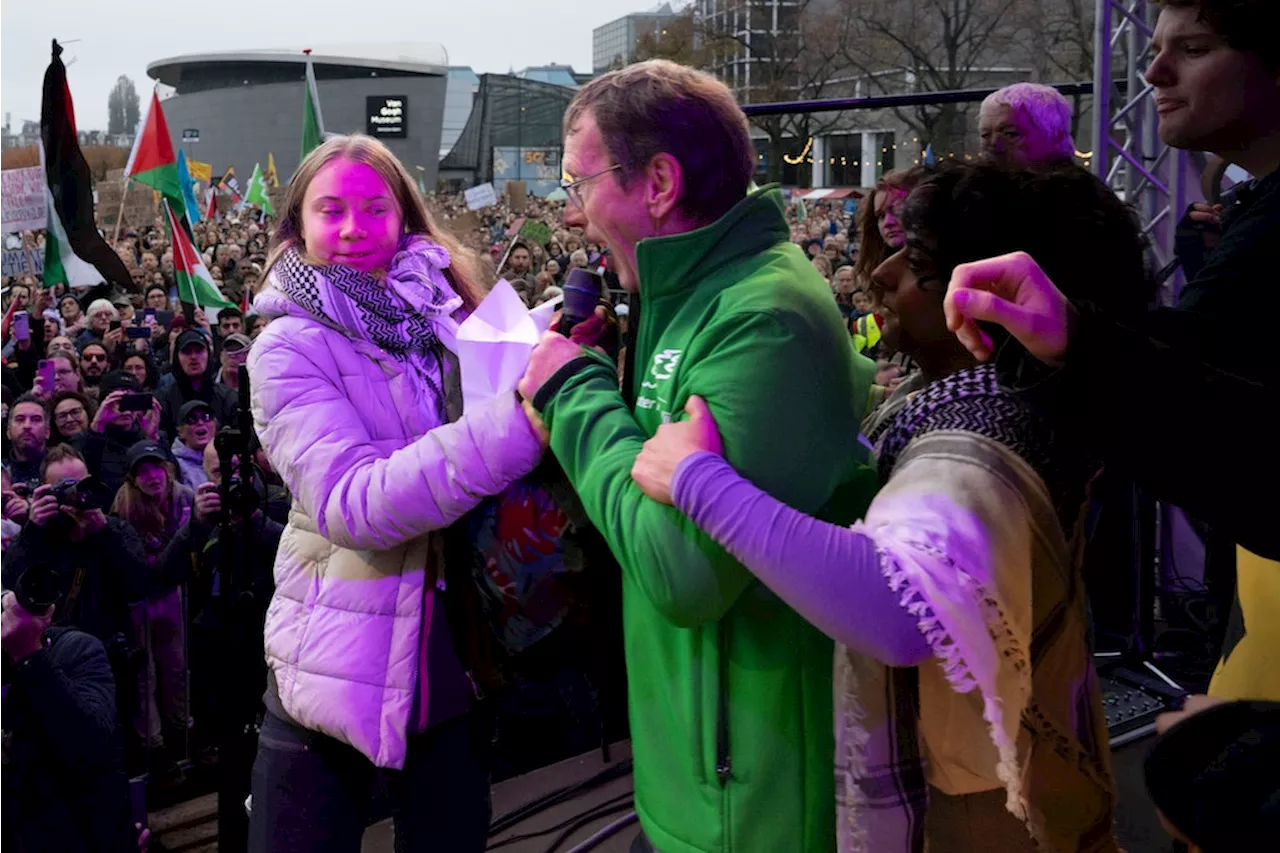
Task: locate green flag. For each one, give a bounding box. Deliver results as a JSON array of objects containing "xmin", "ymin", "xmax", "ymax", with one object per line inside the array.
[
  {"xmin": 245, "ymin": 162, "xmax": 274, "ymax": 215},
  {"xmin": 301, "ymin": 59, "xmax": 325, "ymax": 161}
]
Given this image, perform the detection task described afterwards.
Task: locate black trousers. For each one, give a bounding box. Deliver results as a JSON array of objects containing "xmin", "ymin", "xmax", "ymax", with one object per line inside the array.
[{"xmin": 248, "ymin": 711, "xmax": 491, "ymax": 853}]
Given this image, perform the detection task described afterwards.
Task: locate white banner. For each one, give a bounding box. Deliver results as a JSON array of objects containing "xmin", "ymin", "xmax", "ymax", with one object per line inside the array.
[
  {"xmin": 464, "ymin": 182, "xmax": 498, "ymax": 211},
  {"xmin": 2, "ymin": 167, "xmax": 47, "ymax": 233}
]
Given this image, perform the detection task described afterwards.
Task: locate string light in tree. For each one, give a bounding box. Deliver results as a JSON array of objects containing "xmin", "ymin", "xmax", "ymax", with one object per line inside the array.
[{"xmin": 784, "ymin": 137, "xmax": 814, "ymax": 165}]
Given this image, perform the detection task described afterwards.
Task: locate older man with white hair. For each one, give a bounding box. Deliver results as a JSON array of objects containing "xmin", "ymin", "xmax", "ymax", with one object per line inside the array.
[{"xmin": 978, "ymin": 82, "xmax": 1077, "ymax": 168}]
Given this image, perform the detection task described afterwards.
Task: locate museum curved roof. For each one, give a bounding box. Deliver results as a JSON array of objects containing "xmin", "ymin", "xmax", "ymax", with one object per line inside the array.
[{"xmin": 148, "ymin": 43, "xmax": 449, "ymax": 86}]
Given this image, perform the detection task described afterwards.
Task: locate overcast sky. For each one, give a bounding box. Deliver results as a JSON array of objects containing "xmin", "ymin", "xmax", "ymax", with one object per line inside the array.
[{"xmin": 2, "ymin": 0, "xmax": 671, "ymax": 130}]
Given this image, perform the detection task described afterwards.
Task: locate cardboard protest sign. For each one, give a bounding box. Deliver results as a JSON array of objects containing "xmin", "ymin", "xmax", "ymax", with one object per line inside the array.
[
  {"xmin": 447, "ymin": 210, "xmax": 482, "ymax": 239},
  {"xmin": 507, "ymin": 181, "xmax": 528, "ymax": 214}
]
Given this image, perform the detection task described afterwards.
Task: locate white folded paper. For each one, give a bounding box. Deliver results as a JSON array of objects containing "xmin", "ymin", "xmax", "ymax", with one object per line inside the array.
[{"xmin": 456, "ymin": 279, "xmax": 561, "ymax": 411}]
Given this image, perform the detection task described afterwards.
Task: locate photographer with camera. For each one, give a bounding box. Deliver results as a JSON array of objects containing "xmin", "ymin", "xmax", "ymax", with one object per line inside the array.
[
  {"xmin": 1, "ymin": 592, "xmax": 140, "ymax": 853},
  {"xmin": 1, "ymin": 443, "xmax": 149, "ymax": 668},
  {"xmin": 156, "ymin": 435, "xmax": 284, "ymax": 763}
]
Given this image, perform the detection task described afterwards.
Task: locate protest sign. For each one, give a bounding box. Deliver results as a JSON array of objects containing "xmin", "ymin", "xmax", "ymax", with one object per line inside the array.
[
  {"xmin": 517, "ymin": 217, "xmax": 552, "ymax": 248},
  {"xmin": 464, "ymin": 183, "xmax": 497, "ymax": 210},
  {"xmin": 447, "ymin": 210, "xmax": 482, "ymax": 238},
  {"xmin": 267, "ymin": 187, "xmax": 286, "ymax": 216},
  {"xmin": 1, "ymin": 249, "xmax": 43, "ymax": 277},
  {"xmin": 507, "ymin": 180, "xmax": 528, "ymax": 213},
  {"xmin": 2, "ymin": 167, "xmax": 46, "ymax": 233}
]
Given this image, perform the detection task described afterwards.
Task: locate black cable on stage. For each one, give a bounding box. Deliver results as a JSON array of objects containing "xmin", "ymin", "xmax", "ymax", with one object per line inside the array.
[
  {"xmin": 544, "ymin": 804, "xmax": 637, "ymax": 853},
  {"xmin": 488, "ymin": 759, "xmax": 633, "ymax": 837},
  {"xmin": 485, "ymin": 793, "xmax": 634, "ymax": 850}
]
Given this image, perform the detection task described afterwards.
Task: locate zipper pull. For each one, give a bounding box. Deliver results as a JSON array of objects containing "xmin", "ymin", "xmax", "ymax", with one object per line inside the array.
[{"xmin": 715, "ymin": 755, "xmax": 732, "ymax": 785}]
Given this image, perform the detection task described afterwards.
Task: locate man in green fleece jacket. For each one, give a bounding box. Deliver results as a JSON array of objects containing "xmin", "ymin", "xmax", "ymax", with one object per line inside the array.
[{"xmin": 518, "ymin": 60, "xmax": 880, "ymax": 853}]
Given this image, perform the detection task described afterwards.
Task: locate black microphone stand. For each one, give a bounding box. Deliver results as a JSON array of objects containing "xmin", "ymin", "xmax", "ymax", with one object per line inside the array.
[{"xmin": 213, "ymin": 365, "xmax": 258, "ymax": 851}]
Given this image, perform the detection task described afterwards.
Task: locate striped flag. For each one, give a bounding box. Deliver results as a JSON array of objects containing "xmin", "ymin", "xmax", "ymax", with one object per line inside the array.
[
  {"xmin": 163, "ymin": 199, "xmax": 234, "ymax": 310},
  {"xmin": 40, "ymin": 40, "xmax": 131, "ymax": 291}
]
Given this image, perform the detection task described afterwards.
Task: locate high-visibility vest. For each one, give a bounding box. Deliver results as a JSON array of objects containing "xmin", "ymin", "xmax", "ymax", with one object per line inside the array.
[{"xmin": 853, "ymin": 312, "xmax": 882, "ymax": 354}]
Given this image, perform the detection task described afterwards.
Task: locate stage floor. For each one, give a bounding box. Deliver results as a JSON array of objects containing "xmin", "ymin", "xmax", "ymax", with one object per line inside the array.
[
  {"xmin": 363, "ymin": 741, "xmax": 637, "ymax": 853},
  {"xmin": 149, "ymin": 736, "xmax": 1172, "ymax": 851}
]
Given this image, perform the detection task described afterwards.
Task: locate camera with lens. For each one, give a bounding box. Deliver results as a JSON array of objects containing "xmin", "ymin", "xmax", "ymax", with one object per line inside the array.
[
  {"xmin": 49, "ymin": 476, "xmax": 108, "ymax": 512},
  {"xmin": 223, "ymin": 474, "xmax": 259, "ymax": 520}
]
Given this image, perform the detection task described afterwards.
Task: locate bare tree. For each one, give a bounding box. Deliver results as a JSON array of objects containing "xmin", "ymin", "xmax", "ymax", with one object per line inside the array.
[
  {"xmin": 1029, "ymin": 0, "xmax": 1095, "ymax": 138},
  {"xmin": 107, "ymin": 76, "xmax": 140, "ymax": 136},
  {"xmin": 693, "ymin": 0, "xmax": 851, "ymax": 182},
  {"xmin": 633, "ymin": 8, "xmax": 706, "ymax": 66},
  {"xmin": 834, "ymin": 0, "xmax": 1032, "ymax": 156}
]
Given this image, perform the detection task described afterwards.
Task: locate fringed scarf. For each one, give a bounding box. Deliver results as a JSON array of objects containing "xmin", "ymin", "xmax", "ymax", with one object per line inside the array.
[
  {"xmin": 266, "ymin": 235, "xmax": 464, "ymax": 422},
  {"xmin": 838, "ymin": 364, "xmax": 1116, "ymax": 853}
]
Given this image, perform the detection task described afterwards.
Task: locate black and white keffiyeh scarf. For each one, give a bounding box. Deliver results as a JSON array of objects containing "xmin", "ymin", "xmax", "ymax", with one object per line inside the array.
[{"xmin": 266, "ymin": 235, "xmax": 464, "ymax": 414}]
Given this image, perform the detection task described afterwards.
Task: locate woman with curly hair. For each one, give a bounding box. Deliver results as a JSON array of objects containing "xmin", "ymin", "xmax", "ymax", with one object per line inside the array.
[{"xmin": 633, "ymin": 162, "xmax": 1150, "ymax": 853}]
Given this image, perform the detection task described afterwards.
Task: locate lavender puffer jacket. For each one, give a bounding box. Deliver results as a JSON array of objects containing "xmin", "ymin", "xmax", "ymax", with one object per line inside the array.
[{"xmin": 247, "ymin": 287, "xmax": 542, "ymax": 768}]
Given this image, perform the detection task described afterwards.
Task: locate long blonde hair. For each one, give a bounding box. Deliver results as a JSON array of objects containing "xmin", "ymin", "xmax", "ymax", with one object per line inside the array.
[{"xmin": 263, "ymin": 135, "xmax": 486, "ymax": 310}]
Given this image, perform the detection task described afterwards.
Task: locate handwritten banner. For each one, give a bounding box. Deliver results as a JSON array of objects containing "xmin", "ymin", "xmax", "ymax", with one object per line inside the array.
[{"xmin": 2, "ymin": 167, "xmax": 47, "ymax": 233}]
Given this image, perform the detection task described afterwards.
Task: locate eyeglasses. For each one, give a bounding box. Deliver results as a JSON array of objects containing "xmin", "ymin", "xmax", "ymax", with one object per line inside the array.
[
  {"xmin": 82, "ymin": 352, "xmax": 108, "ymax": 362},
  {"xmin": 560, "ymin": 165, "xmax": 622, "ymax": 208},
  {"xmin": 184, "ymin": 411, "xmax": 215, "ymax": 425},
  {"xmin": 55, "ymin": 407, "xmax": 86, "ymax": 423}
]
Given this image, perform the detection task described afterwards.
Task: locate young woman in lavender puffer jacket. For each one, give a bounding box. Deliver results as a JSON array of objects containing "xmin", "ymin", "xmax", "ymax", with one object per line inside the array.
[{"xmin": 244, "ymin": 136, "xmax": 544, "ymax": 853}]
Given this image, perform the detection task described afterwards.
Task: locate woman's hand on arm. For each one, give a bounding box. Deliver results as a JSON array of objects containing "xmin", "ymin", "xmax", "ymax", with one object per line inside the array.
[{"xmin": 631, "ymin": 396, "xmax": 724, "ymax": 505}]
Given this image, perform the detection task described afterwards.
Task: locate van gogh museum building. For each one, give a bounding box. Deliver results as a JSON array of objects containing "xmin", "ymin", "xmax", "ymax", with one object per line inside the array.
[{"xmin": 147, "ymin": 43, "xmax": 586, "ymax": 195}]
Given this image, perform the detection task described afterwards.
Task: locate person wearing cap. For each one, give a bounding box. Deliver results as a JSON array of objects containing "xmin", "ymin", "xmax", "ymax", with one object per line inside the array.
[
  {"xmin": 72, "ymin": 370, "xmax": 163, "ymax": 500},
  {"xmin": 110, "ymin": 438, "xmax": 194, "ymax": 775},
  {"xmin": 216, "ymin": 333, "xmax": 252, "ymax": 393},
  {"xmin": 171, "ymin": 400, "xmax": 217, "ymax": 491},
  {"xmin": 156, "ymin": 329, "xmax": 237, "ymax": 440}
]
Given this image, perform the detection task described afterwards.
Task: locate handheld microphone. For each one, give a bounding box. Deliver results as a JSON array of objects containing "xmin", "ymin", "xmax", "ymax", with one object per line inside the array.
[{"xmin": 560, "ymin": 268, "xmax": 603, "ymax": 337}]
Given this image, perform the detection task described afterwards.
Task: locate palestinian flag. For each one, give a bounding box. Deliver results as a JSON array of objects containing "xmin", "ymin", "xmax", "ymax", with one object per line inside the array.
[
  {"xmin": 163, "ymin": 199, "xmax": 234, "ymax": 309},
  {"xmin": 40, "ymin": 40, "xmax": 131, "ymax": 292},
  {"xmin": 124, "ymin": 91, "xmax": 183, "ymax": 214}
]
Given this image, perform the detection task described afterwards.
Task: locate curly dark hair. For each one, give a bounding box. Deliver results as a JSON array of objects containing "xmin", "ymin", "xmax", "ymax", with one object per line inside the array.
[
  {"xmin": 1158, "ymin": 1, "xmax": 1280, "ymax": 69},
  {"xmin": 900, "ymin": 162, "xmax": 1152, "ymax": 317}
]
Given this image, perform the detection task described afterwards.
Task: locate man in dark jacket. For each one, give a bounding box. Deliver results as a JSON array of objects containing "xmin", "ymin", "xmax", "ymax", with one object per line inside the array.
[
  {"xmin": 1, "ymin": 602, "xmax": 138, "ymax": 853},
  {"xmin": 1, "ymin": 444, "xmax": 148, "ymax": 651},
  {"xmin": 157, "ymin": 329, "xmax": 237, "ymax": 438},
  {"xmin": 73, "ymin": 369, "xmax": 165, "ymax": 500}
]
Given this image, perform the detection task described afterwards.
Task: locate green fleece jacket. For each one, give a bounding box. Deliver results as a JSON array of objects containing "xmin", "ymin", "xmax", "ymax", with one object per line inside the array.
[{"xmin": 534, "ymin": 186, "xmax": 879, "ymax": 852}]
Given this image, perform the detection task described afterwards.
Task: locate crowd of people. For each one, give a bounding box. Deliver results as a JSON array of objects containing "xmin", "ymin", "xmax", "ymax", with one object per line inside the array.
[{"xmin": 2, "ymin": 2, "xmax": 1277, "ymax": 852}]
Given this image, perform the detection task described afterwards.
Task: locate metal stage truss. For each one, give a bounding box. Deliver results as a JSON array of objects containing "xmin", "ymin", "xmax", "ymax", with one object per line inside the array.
[
  {"xmin": 739, "ymin": 0, "xmax": 1207, "ymax": 303},
  {"xmin": 1092, "ymin": 0, "xmax": 1200, "ymax": 302}
]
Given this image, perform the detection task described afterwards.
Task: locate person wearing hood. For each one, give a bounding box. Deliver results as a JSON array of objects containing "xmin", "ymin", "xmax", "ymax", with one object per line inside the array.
[
  {"xmin": 170, "ymin": 400, "xmax": 216, "ymax": 490},
  {"xmin": 156, "ymin": 329, "xmax": 237, "ymax": 439}
]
